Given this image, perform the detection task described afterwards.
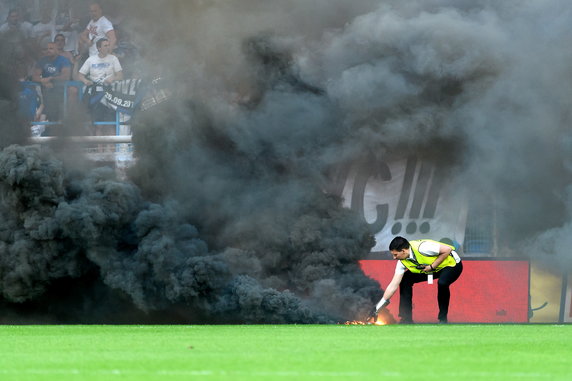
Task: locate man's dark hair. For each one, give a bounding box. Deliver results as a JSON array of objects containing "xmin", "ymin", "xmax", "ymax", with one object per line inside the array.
[
  {"xmin": 389, "ymin": 236, "xmax": 410, "ymax": 251},
  {"xmin": 96, "ymin": 38, "xmax": 108, "ymax": 49}
]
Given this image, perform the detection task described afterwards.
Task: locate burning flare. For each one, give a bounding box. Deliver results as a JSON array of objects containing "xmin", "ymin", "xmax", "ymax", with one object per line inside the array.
[{"xmin": 344, "ymin": 309, "xmax": 397, "ymax": 325}]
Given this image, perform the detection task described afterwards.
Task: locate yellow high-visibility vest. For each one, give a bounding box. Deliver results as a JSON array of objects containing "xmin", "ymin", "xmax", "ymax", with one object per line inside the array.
[{"xmin": 400, "ymin": 239, "xmax": 457, "ymax": 274}]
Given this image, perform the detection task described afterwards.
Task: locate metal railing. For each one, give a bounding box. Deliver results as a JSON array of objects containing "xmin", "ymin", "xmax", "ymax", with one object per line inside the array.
[
  {"xmin": 463, "ymin": 201, "xmax": 495, "ymax": 256},
  {"xmin": 21, "ymin": 80, "xmax": 134, "ymax": 168},
  {"xmin": 21, "ymin": 80, "xmax": 130, "ymax": 141}
]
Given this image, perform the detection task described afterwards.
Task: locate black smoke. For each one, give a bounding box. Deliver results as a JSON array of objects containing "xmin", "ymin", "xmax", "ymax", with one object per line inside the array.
[
  {"xmin": 0, "ymin": 4, "xmax": 382, "ymax": 322},
  {"xmin": 0, "ymin": 140, "xmax": 379, "ymax": 323},
  {"xmin": 4, "ymin": 0, "xmax": 572, "ymax": 323},
  {"xmin": 123, "ymin": 0, "xmax": 572, "ymax": 267}
]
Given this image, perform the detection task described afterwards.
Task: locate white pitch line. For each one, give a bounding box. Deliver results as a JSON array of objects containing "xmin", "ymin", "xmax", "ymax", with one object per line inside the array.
[
  {"xmin": 0, "ymin": 369, "xmax": 560, "ymax": 378},
  {"xmin": 0, "ymin": 369, "xmax": 395, "ymax": 377}
]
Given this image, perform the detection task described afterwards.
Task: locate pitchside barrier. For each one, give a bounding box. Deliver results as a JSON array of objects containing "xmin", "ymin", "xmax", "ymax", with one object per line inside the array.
[
  {"xmin": 21, "ymin": 80, "xmax": 133, "ymax": 166},
  {"xmin": 361, "ymin": 256, "xmax": 572, "ymax": 323},
  {"xmin": 21, "ymin": 80, "xmax": 132, "ymax": 141}
]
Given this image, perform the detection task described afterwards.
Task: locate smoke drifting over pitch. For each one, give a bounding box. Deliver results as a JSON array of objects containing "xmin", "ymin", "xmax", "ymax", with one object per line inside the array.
[
  {"xmin": 125, "ymin": 0, "xmax": 572, "ymax": 261},
  {"xmin": 1, "ymin": 0, "xmax": 572, "ymax": 322}
]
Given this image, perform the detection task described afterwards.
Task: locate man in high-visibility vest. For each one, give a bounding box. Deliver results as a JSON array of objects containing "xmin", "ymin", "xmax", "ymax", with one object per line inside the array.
[{"xmin": 374, "ymin": 236, "xmax": 463, "ymax": 323}]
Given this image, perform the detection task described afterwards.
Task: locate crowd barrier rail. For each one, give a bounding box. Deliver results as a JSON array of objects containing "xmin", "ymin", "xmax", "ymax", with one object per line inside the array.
[{"xmin": 21, "ymin": 80, "xmax": 129, "ymax": 139}]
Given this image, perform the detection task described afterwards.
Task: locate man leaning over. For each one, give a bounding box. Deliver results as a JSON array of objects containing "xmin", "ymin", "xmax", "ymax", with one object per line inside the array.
[{"xmin": 374, "ymin": 236, "xmax": 463, "ymax": 324}]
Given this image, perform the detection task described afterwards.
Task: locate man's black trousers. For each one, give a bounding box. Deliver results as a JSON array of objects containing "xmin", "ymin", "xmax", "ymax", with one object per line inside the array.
[{"xmin": 399, "ymin": 262, "xmax": 463, "ymax": 323}]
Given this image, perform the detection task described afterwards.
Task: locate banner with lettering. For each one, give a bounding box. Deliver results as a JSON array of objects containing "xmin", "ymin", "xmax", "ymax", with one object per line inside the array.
[
  {"xmin": 84, "ymin": 78, "xmax": 173, "ymax": 117},
  {"xmin": 99, "ymin": 79, "xmax": 146, "ymax": 115},
  {"xmin": 333, "ymin": 156, "xmax": 468, "ymax": 252}
]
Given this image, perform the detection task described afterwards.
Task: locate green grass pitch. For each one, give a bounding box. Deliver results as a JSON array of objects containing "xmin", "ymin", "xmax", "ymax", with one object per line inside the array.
[{"xmin": 0, "ymin": 324, "xmax": 570, "ymax": 380}]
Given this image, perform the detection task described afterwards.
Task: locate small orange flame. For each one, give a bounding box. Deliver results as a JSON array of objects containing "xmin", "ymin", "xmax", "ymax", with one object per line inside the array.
[
  {"xmin": 343, "ymin": 309, "xmax": 397, "ymax": 325},
  {"xmin": 343, "ymin": 320, "xmax": 367, "ymax": 325},
  {"xmin": 377, "ymin": 309, "xmax": 397, "ymax": 324}
]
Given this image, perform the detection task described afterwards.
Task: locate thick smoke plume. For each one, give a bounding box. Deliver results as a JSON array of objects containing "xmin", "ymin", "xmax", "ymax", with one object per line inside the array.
[
  {"xmin": 0, "ymin": 143, "xmax": 377, "ymax": 323},
  {"xmin": 125, "ymin": 0, "xmax": 572, "ymax": 264},
  {"xmin": 2, "ymin": 0, "xmax": 572, "ymax": 322}
]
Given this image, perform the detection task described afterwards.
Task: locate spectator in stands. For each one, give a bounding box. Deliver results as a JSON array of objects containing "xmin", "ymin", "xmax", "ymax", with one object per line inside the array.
[
  {"xmin": 54, "ymin": 0, "xmax": 81, "ymax": 57},
  {"xmin": 72, "ymin": 51, "xmax": 88, "ymax": 82},
  {"xmin": 0, "ymin": 8, "xmax": 34, "ymax": 81},
  {"xmin": 32, "ymin": 41, "xmax": 72, "ymax": 123},
  {"xmin": 33, "ymin": 7, "xmax": 55, "ymax": 47},
  {"xmin": 19, "ymin": 80, "xmax": 45, "ymax": 128},
  {"xmin": 0, "ymin": 8, "xmax": 33, "ymax": 38},
  {"xmin": 54, "ymin": 33, "xmax": 74, "ymax": 63},
  {"xmin": 54, "ymin": 33, "xmax": 81, "ymax": 104},
  {"xmin": 79, "ymin": 2, "xmax": 116, "ymax": 57},
  {"xmin": 78, "ymin": 38, "xmax": 122, "ymax": 86},
  {"xmin": 78, "ymin": 38, "xmax": 122, "ymax": 139}
]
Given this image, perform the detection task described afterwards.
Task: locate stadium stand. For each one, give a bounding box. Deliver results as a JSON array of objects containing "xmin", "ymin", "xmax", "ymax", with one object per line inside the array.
[{"xmin": 6, "ymin": 1, "xmax": 141, "ymax": 166}]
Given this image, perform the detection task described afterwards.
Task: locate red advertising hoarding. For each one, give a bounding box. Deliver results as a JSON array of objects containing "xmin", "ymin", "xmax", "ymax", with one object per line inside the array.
[{"xmin": 360, "ymin": 259, "xmax": 529, "ymax": 323}]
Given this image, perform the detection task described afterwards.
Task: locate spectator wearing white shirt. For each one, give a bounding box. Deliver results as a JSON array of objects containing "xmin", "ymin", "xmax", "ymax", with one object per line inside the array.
[
  {"xmin": 1, "ymin": 7, "xmax": 34, "ymax": 82},
  {"xmin": 79, "ymin": 2, "xmax": 116, "ymax": 57},
  {"xmin": 78, "ymin": 38, "xmax": 122, "ymax": 85},
  {"xmin": 78, "ymin": 38, "xmax": 122, "ymax": 140},
  {"xmin": 0, "ymin": 8, "xmax": 33, "ymax": 38},
  {"xmin": 32, "ymin": 7, "xmax": 55, "ymax": 47}
]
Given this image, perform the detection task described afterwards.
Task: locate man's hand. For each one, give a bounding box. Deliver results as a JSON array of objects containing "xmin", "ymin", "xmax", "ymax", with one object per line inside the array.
[
  {"xmin": 41, "ymin": 77, "xmax": 53, "ymax": 88},
  {"xmin": 422, "ymin": 265, "xmax": 434, "ymax": 273}
]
